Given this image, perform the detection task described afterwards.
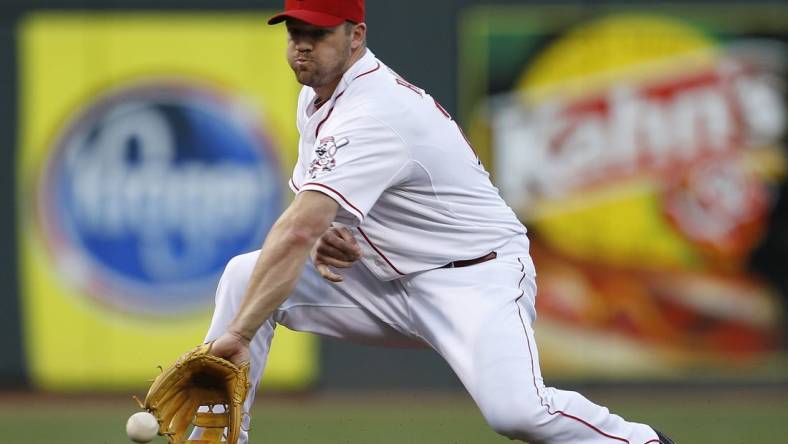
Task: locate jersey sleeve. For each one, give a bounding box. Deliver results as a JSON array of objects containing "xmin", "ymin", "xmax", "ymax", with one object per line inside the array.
[
  {"xmin": 298, "ymin": 115, "xmax": 410, "ymax": 226},
  {"xmin": 289, "ymin": 161, "xmax": 305, "ymax": 194}
]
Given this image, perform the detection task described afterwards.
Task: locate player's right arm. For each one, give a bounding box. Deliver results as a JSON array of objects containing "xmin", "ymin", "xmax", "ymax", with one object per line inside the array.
[{"xmin": 210, "ymin": 190, "xmax": 338, "ymax": 365}]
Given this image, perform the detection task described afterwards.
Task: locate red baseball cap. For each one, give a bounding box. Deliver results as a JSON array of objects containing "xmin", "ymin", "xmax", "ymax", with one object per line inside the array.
[{"xmin": 267, "ymin": 0, "xmax": 365, "ymax": 28}]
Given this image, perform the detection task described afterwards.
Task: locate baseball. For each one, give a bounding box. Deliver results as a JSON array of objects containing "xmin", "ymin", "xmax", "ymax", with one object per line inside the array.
[{"xmin": 126, "ymin": 411, "xmax": 159, "ymax": 443}]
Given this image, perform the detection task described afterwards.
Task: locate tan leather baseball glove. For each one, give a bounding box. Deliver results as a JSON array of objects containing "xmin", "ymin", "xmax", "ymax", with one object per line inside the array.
[{"xmin": 135, "ymin": 342, "xmax": 250, "ymax": 443}]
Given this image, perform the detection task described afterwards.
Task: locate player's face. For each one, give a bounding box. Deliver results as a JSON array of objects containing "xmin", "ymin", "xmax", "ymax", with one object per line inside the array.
[{"xmin": 285, "ymin": 20, "xmax": 357, "ymax": 89}]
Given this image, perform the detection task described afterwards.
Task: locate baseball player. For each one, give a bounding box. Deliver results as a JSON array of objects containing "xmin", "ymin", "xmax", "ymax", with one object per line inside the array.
[{"xmin": 197, "ymin": 1, "xmax": 677, "ymax": 443}]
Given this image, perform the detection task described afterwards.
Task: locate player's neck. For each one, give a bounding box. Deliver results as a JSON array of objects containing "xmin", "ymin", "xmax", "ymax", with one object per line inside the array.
[
  {"xmin": 313, "ymin": 47, "xmax": 367, "ymax": 106},
  {"xmin": 313, "ymin": 81, "xmax": 340, "ymax": 108}
]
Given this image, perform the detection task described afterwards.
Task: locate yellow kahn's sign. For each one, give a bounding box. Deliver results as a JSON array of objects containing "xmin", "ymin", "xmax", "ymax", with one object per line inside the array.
[
  {"xmin": 515, "ymin": 15, "xmax": 723, "ymax": 268},
  {"xmin": 17, "ymin": 13, "xmax": 314, "ymax": 390},
  {"xmin": 487, "ymin": 12, "xmax": 785, "ymax": 375}
]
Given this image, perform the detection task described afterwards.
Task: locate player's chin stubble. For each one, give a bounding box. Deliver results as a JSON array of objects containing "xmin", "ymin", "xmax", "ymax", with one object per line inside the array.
[
  {"xmin": 292, "ymin": 62, "xmax": 338, "ymax": 88},
  {"xmin": 287, "ymin": 58, "xmax": 317, "ymax": 87}
]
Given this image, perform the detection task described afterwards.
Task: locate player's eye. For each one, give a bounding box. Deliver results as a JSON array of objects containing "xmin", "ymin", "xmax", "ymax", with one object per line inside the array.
[
  {"xmin": 308, "ymin": 30, "xmax": 329, "ymax": 39},
  {"xmin": 287, "ymin": 28, "xmax": 328, "ymax": 40}
]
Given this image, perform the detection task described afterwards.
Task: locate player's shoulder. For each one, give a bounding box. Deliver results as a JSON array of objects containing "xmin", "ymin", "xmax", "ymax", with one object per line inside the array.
[{"xmin": 341, "ymin": 57, "xmax": 427, "ymax": 125}]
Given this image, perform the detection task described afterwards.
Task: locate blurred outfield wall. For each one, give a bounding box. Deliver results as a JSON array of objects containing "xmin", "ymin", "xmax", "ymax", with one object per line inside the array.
[
  {"xmin": 461, "ymin": 3, "xmax": 788, "ymax": 380},
  {"xmin": 0, "ymin": 1, "xmax": 786, "ymax": 392},
  {"xmin": 16, "ymin": 12, "xmax": 319, "ymax": 391}
]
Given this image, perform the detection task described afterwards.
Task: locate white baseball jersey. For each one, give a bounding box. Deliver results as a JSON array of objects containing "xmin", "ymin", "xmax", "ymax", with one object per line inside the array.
[
  {"xmin": 289, "ymin": 49, "xmax": 527, "ymax": 280},
  {"xmin": 194, "ymin": 48, "xmax": 662, "ymax": 444}
]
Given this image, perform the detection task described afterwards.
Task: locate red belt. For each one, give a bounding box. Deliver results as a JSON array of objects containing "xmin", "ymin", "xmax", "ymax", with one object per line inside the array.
[{"xmin": 440, "ymin": 251, "xmax": 497, "ymax": 269}]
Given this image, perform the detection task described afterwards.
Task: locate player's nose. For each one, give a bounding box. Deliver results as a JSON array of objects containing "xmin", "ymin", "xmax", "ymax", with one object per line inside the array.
[{"xmin": 293, "ymin": 39, "xmax": 313, "ymax": 53}]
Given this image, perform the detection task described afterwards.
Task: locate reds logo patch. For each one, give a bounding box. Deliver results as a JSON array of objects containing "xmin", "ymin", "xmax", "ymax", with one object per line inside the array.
[{"xmin": 309, "ymin": 136, "xmax": 350, "ymax": 179}]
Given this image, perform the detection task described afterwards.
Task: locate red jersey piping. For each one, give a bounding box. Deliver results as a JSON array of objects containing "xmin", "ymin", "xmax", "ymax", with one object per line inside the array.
[
  {"xmin": 515, "ymin": 258, "xmax": 634, "ymax": 443},
  {"xmin": 314, "ymin": 62, "xmax": 382, "ymax": 138},
  {"xmin": 357, "ymin": 227, "xmax": 406, "ymax": 276}
]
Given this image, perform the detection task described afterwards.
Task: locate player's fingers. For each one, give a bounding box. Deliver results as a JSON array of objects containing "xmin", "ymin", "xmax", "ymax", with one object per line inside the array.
[
  {"xmin": 336, "ymin": 226, "xmax": 357, "ymax": 244},
  {"xmin": 317, "ymin": 239, "xmax": 358, "ymax": 262},
  {"xmin": 322, "ymin": 229, "xmax": 351, "ymax": 250},
  {"xmin": 336, "ymin": 226, "xmax": 361, "ymax": 245},
  {"xmin": 324, "ymin": 228, "xmax": 362, "ymax": 259},
  {"xmin": 316, "ymin": 263, "xmax": 343, "ymax": 283},
  {"xmin": 315, "ymin": 254, "xmax": 355, "ymax": 269}
]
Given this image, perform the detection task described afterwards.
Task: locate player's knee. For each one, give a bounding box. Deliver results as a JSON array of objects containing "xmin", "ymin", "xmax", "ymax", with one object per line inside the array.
[
  {"xmin": 224, "ymin": 252, "xmax": 258, "ymax": 281},
  {"xmin": 215, "ymin": 251, "xmax": 259, "ymax": 304},
  {"xmin": 482, "ymin": 399, "xmax": 546, "ymax": 440}
]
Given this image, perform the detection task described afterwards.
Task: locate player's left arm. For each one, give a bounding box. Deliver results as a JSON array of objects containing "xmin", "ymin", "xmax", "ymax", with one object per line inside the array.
[{"xmin": 211, "ymin": 190, "xmax": 338, "ymax": 365}]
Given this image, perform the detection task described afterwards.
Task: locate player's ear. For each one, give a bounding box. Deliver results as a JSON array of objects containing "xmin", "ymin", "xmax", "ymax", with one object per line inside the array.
[{"xmin": 350, "ymin": 22, "xmax": 367, "ymax": 50}]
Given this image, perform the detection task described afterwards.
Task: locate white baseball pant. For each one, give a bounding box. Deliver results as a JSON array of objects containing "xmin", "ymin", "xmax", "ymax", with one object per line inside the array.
[{"xmin": 191, "ymin": 235, "xmax": 660, "ymax": 444}]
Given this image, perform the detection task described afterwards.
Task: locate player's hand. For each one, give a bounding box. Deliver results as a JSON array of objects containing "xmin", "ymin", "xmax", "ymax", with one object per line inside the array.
[
  {"xmin": 312, "ymin": 226, "xmax": 362, "ymax": 282},
  {"xmin": 209, "ymin": 331, "xmax": 251, "ymax": 367}
]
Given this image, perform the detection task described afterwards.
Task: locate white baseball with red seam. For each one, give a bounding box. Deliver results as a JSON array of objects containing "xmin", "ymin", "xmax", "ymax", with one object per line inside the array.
[{"xmin": 126, "ymin": 411, "xmax": 159, "ymax": 443}]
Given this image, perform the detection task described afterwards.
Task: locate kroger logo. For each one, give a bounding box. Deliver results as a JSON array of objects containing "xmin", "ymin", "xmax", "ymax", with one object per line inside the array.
[{"xmin": 39, "ymin": 83, "xmax": 282, "ymax": 315}]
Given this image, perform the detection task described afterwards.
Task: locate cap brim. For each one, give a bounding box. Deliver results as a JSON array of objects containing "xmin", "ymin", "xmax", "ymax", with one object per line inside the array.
[{"xmin": 267, "ymin": 10, "xmax": 346, "ymax": 27}]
